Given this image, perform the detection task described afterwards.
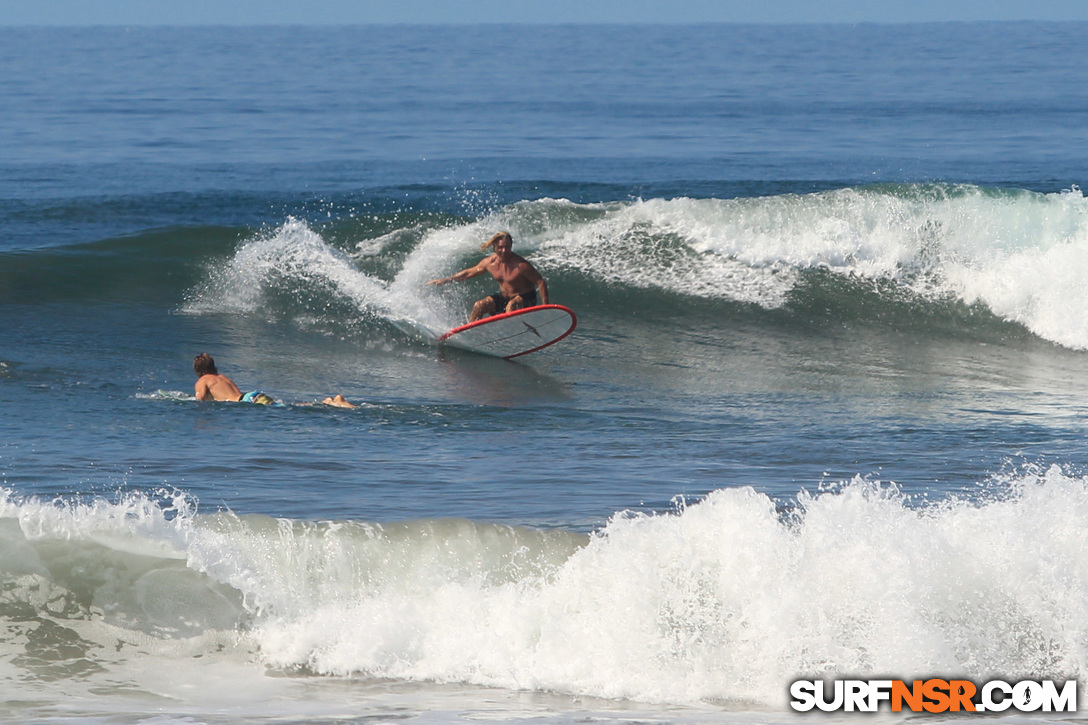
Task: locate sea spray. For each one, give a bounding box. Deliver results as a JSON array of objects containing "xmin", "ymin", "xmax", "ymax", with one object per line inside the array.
[{"xmin": 184, "ymin": 217, "xmax": 397, "ymax": 321}]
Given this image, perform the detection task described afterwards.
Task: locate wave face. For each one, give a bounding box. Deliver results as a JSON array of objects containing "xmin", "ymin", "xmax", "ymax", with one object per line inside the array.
[
  {"xmin": 166, "ymin": 184, "xmax": 1088, "ymax": 348},
  {"xmin": 4, "ymin": 469, "xmax": 1088, "ymax": 707}
]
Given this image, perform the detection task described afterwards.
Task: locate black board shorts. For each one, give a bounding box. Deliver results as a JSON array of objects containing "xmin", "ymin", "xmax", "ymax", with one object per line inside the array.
[{"xmin": 489, "ymin": 290, "xmax": 537, "ymax": 313}]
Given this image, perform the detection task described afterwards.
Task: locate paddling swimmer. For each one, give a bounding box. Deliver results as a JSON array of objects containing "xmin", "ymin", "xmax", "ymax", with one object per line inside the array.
[
  {"xmin": 193, "ymin": 353, "xmax": 355, "ymax": 408},
  {"xmin": 428, "ymin": 231, "xmax": 549, "ymax": 322}
]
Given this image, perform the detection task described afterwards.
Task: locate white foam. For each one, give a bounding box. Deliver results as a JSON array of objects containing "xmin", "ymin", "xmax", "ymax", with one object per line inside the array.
[
  {"xmin": 184, "ymin": 469, "xmax": 1088, "ymax": 706},
  {"xmin": 5, "ymin": 471, "xmax": 1088, "ymax": 709},
  {"xmin": 529, "ymin": 186, "xmax": 1088, "ymax": 346}
]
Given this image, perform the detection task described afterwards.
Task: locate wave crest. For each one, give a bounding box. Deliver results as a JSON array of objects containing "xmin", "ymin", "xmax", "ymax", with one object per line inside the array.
[{"xmin": 177, "ymin": 184, "xmax": 1088, "ymax": 348}]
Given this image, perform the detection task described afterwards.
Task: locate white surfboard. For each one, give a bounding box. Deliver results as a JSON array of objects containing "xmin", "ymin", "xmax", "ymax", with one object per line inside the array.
[
  {"xmin": 388, "ymin": 316, "xmax": 444, "ymax": 345},
  {"xmin": 439, "ymin": 305, "xmax": 577, "ymax": 359}
]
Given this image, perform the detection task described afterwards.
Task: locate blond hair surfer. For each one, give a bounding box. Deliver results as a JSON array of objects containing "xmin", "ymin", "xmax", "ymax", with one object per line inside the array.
[{"xmin": 428, "ymin": 232, "xmax": 549, "ymax": 322}]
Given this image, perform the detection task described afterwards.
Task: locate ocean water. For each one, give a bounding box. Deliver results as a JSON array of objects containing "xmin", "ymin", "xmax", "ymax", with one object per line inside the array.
[{"xmin": 3, "ymin": 21, "xmax": 1088, "ymax": 724}]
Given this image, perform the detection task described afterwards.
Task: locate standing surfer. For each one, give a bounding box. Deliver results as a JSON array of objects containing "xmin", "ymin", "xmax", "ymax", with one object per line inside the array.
[{"xmin": 429, "ymin": 232, "xmax": 549, "ymax": 321}]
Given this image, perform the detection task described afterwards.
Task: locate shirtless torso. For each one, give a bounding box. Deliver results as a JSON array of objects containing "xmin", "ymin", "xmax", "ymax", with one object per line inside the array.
[
  {"xmin": 191, "ymin": 352, "xmax": 353, "ymax": 407},
  {"xmin": 428, "ymin": 233, "xmax": 549, "ymax": 322},
  {"xmin": 194, "ymin": 373, "xmax": 243, "ymax": 402},
  {"xmin": 482, "ymin": 250, "xmax": 541, "ymax": 298}
]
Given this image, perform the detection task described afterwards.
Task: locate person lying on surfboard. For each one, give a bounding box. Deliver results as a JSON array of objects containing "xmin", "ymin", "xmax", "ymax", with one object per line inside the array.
[
  {"xmin": 193, "ymin": 353, "xmax": 355, "ymax": 407},
  {"xmin": 428, "ymin": 231, "xmax": 549, "ymax": 322}
]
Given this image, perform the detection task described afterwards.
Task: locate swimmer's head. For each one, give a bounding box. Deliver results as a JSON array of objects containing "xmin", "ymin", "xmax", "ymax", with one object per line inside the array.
[{"xmin": 193, "ymin": 353, "xmax": 218, "ymax": 376}]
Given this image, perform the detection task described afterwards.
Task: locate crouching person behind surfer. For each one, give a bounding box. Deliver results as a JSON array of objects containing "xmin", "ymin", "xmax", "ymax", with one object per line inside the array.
[
  {"xmin": 428, "ymin": 231, "xmax": 548, "ymax": 322},
  {"xmin": 193, "ymin": 353, "xmax": 354, "ymax": 407}
]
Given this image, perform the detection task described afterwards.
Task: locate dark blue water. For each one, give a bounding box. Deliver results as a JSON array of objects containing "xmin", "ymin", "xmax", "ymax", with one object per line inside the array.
[{"xmin": 2, "ymin": 22, "xmax": 1088, "ymax": 724}]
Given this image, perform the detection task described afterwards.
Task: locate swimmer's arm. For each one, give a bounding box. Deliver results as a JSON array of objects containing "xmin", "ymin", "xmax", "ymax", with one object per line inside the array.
[{"xmin": 194, "ymin": 378, "xmax": 213, "ymax": 401}]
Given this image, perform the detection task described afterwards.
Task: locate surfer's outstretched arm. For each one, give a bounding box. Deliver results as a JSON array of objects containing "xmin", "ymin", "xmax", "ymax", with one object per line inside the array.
[{"xmin": 429, "ymin": 259, "xmax": 489, "ymax": 285}]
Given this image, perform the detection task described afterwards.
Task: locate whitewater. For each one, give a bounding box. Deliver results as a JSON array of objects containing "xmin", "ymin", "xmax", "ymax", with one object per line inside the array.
[{"xmin": 4, "ymin": 466, "xmax": 1088, "ymax": 718}]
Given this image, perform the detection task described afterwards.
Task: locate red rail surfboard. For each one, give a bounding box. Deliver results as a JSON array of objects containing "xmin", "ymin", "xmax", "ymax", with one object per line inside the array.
[{"xmin": 439, "ymin": 305, "xmax": 577, "ymax": 359}]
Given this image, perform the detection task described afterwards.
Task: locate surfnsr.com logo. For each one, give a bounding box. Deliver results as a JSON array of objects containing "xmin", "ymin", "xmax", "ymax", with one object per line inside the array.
[{"xmin": 789, "ymin": 679, "xmax": 1077, "ymax": 713}]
